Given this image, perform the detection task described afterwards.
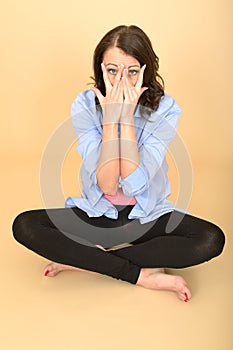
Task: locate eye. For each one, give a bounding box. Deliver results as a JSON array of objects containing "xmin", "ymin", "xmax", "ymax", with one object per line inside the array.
[
  {"xmin": 107, "ymin": 68, "xmax": 118, "ymax": 75},
  {"xmin": 128, "ymin": 69, "xmax": 139, "ymax": 77}
]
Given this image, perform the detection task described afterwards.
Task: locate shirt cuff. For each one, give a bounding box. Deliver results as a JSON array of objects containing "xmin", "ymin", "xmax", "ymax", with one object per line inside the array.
[
  {"xmin": 88, "ymin": 171, "xmax": 104, "ymax": 206},
  {"xmin": 119, "ymin": 165, "xmax": 148, "ymax": 196}
]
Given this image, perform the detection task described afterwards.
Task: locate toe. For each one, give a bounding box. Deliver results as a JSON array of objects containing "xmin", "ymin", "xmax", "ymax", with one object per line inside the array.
[
  {"xmin": 43, "ymin": 265, "xmax": 50, "ymax": 276},
  {"xmin": 181, "ymin": 288, "xmax": 191, "ymax": 302},
  {"xmin": 184, "ymin": 287, "xmax": 192, "ymax": 300},
  {"xmin": 44, "ymin": 267, "xmax": 54, "ymax": 277},
  {"xmin": 44, "ymin": 269, "xmax": 49, "ymax": 276},
  {"xmin": 174, "ymin": 276, "xmax": 191, "ymax": 302},
  {"xmin": 43, "ymin": 263, "xmax": 57, "ymax": 277}
]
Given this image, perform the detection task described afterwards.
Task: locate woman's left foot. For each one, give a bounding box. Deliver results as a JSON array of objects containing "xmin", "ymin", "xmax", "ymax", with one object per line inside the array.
[{"xmin": 136, "ymin": 268, "xmax": 192, "ymax": 302}]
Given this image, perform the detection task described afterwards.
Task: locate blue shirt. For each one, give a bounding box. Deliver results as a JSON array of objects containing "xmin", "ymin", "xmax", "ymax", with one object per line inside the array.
[{"xmin": 65, "ymin": 89, "xmax": 189, "ymax": 224}]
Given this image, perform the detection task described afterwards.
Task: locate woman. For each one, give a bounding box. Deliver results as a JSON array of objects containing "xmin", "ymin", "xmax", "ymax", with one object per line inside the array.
[{"xmin": 12, "ymin": 25, "xmax": 225, "ymax": 302}]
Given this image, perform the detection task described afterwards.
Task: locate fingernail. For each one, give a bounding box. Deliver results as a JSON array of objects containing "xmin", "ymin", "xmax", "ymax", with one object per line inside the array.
[
  {"xmin": 44, "ymin": 269, "xmax": 49, "ymax": 276},
  {"xmin": 184, "ymin": 292, "xmax": 189, "ymax": 302},
  {"xmin": 120, "ymin": 64, "xmax": 124, "ymax": 68}
]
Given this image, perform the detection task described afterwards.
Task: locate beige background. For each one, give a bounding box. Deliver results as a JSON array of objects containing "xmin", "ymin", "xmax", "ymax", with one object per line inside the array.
[{"xmin": 1, "ymin": 1, "xmax": 232, "ymax": 349}]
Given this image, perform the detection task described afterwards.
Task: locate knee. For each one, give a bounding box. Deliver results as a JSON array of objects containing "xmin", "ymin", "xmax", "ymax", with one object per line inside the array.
[
  {"xmin": 12, "ymin": 210, "xmax": 33, "ymax": 244},
  {"xmin": 202, "ymin": 223, "xmax": 225, "ymax": 260}
]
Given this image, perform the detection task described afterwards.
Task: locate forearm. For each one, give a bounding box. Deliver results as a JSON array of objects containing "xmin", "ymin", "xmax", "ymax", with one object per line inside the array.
[
  {"xmin": 120, "ymin": 118, "xmax": 140, "ymax": 179},
  {"xmin": 96, "ymin": 123, "xmax": 120, "ymax": 195}
]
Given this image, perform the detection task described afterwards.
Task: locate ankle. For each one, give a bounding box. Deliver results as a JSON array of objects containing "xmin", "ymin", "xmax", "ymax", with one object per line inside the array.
[
  {"xmin": 136, "ymin": 268, "xmax": 165, "ymax": 286},
  {"xmin": 136, "ymin": 268, "xmax": 147, "ymax": 286}
]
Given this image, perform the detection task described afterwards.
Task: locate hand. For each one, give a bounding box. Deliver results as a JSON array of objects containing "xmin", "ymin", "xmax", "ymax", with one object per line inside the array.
[
  {"xmin": 120, "ymin": 64, "xmax": 148, "ymax": 123},
  {"xmin": 91, "ymin": 63, "xmax": 125, "ymax": 125}
]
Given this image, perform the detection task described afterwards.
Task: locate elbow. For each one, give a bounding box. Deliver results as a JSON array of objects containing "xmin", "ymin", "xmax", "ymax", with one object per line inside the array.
[
  {"xmin": 103, "ymin": 189, "xmax": 117, "ymax": 196},
  {"xmin": 102, "ymin": 185, "xmax": 118, "ymax": 196},
  {"xmin": 96, "ymin": 173, "xmax": 118, "ymax": 196},
  {"xmin": 98, "ymin": 183, "xmax": 118, "ymax": 196}
]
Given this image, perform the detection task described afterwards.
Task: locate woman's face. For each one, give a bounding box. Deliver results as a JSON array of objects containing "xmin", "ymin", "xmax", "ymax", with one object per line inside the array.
[{"xmin": 102, "ymin": 46, "xmax": 141, "ymax": 87}]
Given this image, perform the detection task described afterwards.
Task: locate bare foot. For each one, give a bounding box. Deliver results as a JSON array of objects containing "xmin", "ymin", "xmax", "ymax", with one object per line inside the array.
[
  {"xmin": 136, "ymin": 268, "xmax": 191, "ymax": 302},
  {"xmin": 43, "ymin": 244, "xmax": 106, "ymax": 277},
  {"xmin": 43, "ymin": 262, "xmax": 96, "ymax": 277}
]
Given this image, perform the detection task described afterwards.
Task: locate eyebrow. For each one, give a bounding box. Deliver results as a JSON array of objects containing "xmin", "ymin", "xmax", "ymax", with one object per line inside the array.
[{"xmin": 105, "ymin": 63, "xmax": 140, "ymax": 68}]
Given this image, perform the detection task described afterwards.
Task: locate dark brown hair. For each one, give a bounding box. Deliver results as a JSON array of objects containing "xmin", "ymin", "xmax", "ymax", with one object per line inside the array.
[{"xmin": 91, "ymin": 25, "xmax": 165, "ymax": 119}]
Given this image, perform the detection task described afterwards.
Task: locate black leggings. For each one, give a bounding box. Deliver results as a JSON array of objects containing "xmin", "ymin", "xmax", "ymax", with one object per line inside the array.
[{"xmin": 12, "ymin": 205, "xmax": 225, "ymax": 284}]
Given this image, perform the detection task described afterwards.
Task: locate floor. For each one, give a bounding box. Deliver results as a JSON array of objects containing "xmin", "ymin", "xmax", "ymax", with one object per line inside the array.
[{"xmin": 1, "ymin": 155, "xmax": 232, "ymax": 350}]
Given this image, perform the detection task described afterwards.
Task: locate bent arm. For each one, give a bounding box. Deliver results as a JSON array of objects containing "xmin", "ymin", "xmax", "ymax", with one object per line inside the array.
[
  {"xmin": 120, "ymin": 117, "xmax": 140, "ymax": 180},
  {"xmin": 96, "ymin": 123, "xmax": 120, "ymax": 196},
  {"xmin": 119, "ymin": 104, "xmax": 181, "ymax": 197}
]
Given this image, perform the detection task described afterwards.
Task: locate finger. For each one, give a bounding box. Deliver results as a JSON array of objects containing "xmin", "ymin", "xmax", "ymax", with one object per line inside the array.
[
  {"xmin": 112, "ymin": 64, "xmax": 124, "ymax": 95},
  {"xmin": 122, "ymin": 69, "xmax": 136, "ymax": 101},
  {"xmin": 135, "ymin": 64, "xmax": 146, "ymax": 91},
  {"xmin": 101, "ymin": 63, "xmax": 112, "ymax": 93},
  {"xmin": 122, "ymin": 77, "xmax": 132, "ymax": 101},
  {"xmin": 138, "ymin": 86, "xmax": 149, "ymax": 99},
  {"xmin": 90, "ymin": 87, "xmax": 104, "ymax": 104},
  {"xmin": 95, "ymin": 244, "xmax": 107, "ymax": 251},
  {"xmin": 115, "ymin": 78, "xmax": 124, "ymax": 102}
]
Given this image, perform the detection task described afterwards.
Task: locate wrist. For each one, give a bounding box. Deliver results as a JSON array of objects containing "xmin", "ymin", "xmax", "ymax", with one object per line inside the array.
[
  {"xmin": 102, "ymin": 116, "xmax": 119, "ymax": 126},
  {"xmin": 120, "ymin": 115, "xmax": 134, "ymax": 124}
]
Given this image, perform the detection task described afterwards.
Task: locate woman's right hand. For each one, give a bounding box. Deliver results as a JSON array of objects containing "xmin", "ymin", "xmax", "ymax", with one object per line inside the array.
[{"xmin": 91, "ymin": 63, "xmax": 125, "ymax": 125}]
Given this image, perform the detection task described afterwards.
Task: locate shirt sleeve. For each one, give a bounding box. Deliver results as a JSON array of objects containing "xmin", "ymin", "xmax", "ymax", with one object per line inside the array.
[
  {"xmin": 71, "ymin": 92, "xmax": 104, "ymax": 204},
  {"xmin": 119, "ymin": 97, "xmax": 182, "ymax": 197}
]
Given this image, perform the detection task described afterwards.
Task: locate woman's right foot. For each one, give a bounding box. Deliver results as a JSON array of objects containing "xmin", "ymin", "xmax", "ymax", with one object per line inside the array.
[
  {"xmin": 136, "ymin": 268, "xmax": 191, "ymax": 302},
  {"xmin": 43, "ymin": 262, "xmax": 95, "ymax": 277}
]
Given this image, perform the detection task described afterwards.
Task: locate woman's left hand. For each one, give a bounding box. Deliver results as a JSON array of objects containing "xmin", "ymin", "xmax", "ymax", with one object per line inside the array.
[{"xmin": 120, "ymin": 64, "xmax": 148, "ymax": 123}]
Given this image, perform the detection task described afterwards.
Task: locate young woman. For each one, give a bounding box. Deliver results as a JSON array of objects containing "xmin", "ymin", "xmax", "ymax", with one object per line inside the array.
[{"xmin": 12, "ymin": 25, "xmax": 225, "ymax": 302}]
